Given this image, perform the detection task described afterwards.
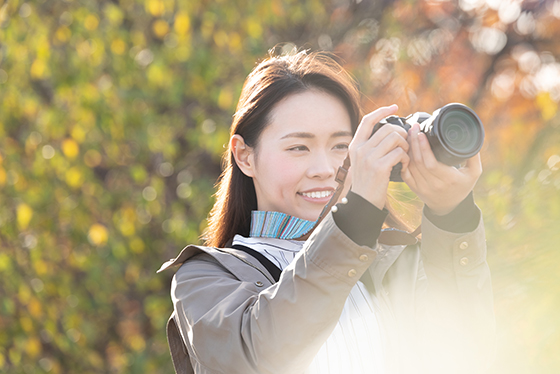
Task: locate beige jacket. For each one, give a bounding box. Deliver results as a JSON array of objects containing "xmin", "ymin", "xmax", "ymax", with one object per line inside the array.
[{"xmin": 158, "ymin": 211, "xmax": 495, "ymax": 374}]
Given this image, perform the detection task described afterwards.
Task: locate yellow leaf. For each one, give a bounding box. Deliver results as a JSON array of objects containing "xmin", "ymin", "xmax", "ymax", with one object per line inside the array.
[
  {"xmin": 146, "ymin": 0, "xmax": 165, "ymax": 16},
  {"xmin": 129, "ymin": 335, "xmax": 146, "ymax": 352},
  {"xmin": 88, "ymin": 224, "xmax": 108, "ymax": 246},
  {"xmin": 536, "ymin": 92, "xmax": 558, "ymax": 121},
  {"xmin": 104, "ymin": 4, "xmax": 124, "ymax": 26},
  {"xmin": 0, "ymin": 166, "xmax": 6, "ymax": 186},
  {"xmin": 152, "ymin": 19, "xmax": 169, "ymax": 38},
  {"xmin": 228, "ymin": 33, "xmax": 242, "ymax": 53},
  {"xmin": 17, "ymin": 203, "xmax": 33, "ymax": 230},
  {"xmin": 65, "ymin": 167, "xmax": 83, "ymax": 188},
  {"xmin": 37, "ymin": 39, "xmax": 50, "ymax": 60},
  {"xmin": 0, "ymin": 253, "xmax": 10, "ymax": 271},
  {"xmin": 218, "ymin": 88, "xmax": 233, "ymax": 110},
  {"xmin": 246, "ymin": 19, "xmax": 262, "ymax": 39},
  {"xmin": 147, "ymin": 64, "xmax": 171, "ymax": 88},
  {"xmin": 30, "ymin": 59, "xmax": 46, "ymax": 79},
  {"xmin": 88, "ymin": 351, "xmax": 104, "ymax": 369},
  {"xmin": 0, "ymin": 4, "xmax": 8, "ymax": 24},
  {"xmin": 55, "ymin": 26, "xmax": 71, "ymax": 43},
  {"xmin": 71, "ymin": 126, "xmax": 86, "ymax": 143},
  {"xmin": 83, "ymin": 83, "xmax": 100, "ymax": 101},
  {"xmin": 8, "ymin": 349, "xmax": 20, "ymax": 367},
  {"xmin": 131, "ymin": 30, "xmax": 146, "ymax": 47},
  {"xmin": 25, "ymin": 337, "xmax": 42, "ymax": 358},
  {"xmin": 34, "ymin": 260, "xmax": 48, "ymax": 275},
  {"xmin": 84, "ymin": 14, "xmax": 99, "ymax": 31},
  {"xmin": 119, "ymin": 221, "xmax": 135, "ymax": 237},
  {"xmin": 174, "ymin": 13, "xmax": 191, "ymax": 36},
  {"xmin": 28, "ymin": 298, "xmax": 43, "ymax": 319},
  {"xmin": 175, "ymin": 45, "xmax": 191, "ymax": 61},
  {"xmin": 111, "ymin": 39, "xmax": 126, "ymax": 55},
  {"xmin": 23, "ymin": 98, "xmax": 38, "ymax": 119},
  {"xmin": 62, "ymin": 138, "xmax": 79, "ymax": 159},
  {"xmin": 19, "ymin": 284, "xmax": 31, "ymax": 304},
  {"xmin": 20, "ymin": 316, "xmax": 33, "ymax": 333},
  {"xmin": 130, "ymin": 237, "xmax": 145, "ymax": 254},
  {"xmin": 213, "ymin": 30, "xmax": 228, "ymax": 47}
]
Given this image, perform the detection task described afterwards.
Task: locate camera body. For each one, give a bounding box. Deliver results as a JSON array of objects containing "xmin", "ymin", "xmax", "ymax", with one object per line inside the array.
[{"xmin": 372, "ymin": 103, "xmax": 485, "ymax": 182}]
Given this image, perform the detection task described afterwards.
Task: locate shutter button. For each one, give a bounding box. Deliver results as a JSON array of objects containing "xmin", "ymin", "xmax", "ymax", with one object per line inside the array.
[{"xmin": 255, "ymin": 281, "xmax": 264, "ymax": 287}]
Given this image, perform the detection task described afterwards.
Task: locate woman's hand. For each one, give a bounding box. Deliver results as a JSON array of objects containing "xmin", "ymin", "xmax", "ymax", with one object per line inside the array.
[
  {"xmin": 348, "ymin": 105, "xmax": 410, "ymax": 210},
  {"xmin": 401, "ymin": 123, "xmax": 482, "ymax": 216}
]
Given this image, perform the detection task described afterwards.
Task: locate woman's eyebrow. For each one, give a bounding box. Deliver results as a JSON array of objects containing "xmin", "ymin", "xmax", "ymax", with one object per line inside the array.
[
  {"xmin": 280, "ymin": 132, "xmax": 314, "ymax": 139},
  {"xmin": 331, "ymin": 131, "xmax": 353, "ymax": 138},
  {"xmin": 280, "ymin": 131, "xmax": 352, "ymax": 139}
]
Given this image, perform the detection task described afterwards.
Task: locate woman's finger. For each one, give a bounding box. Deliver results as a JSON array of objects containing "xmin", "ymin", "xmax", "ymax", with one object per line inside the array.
[
  {"xmin": 404, "ymin": 158, "xmax": 430, "ymax": 191},
  {"xmin": 463, "ymin": 153, "xmax": 483, "ymax": 179},
  {"xmin": 368, "ymin": 129, "xmax": 409, "ymax": 158},
  {"xmin": 400, "ymin": 164, "xmax": 417, "ymax": 191},
  {"xmin": 352, "ymin": 105, "xmax": 398, "ymax": 145},
  {"xmin": 417, "ymin": 131, "xmax": 443, "ymax": 173},
  {"xmin": 367, "ymin": 123, "xmax": 409, "ymax": 149},
  {"xmin": 409, "ymin": 123, "xmax": 443, "ymax": 180},
  {"xmin": 408, "ymin": 124, "xmax": 425, "ymax": 168}
]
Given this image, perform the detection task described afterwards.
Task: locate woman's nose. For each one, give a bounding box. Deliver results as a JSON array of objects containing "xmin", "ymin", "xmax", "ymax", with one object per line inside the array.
[{"xmin": 307, "ymin": 153, "xmax": 336, "ymax": 180}]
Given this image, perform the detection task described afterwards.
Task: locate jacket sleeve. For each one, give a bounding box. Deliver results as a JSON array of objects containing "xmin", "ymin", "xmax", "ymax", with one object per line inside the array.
[
  {"xmin": 413, "ymin": 207, "xmax": 495, "ymax": 373},
  {"xmin": 171, "ymin": 214, "xmax": 379, "ymax": 374}
]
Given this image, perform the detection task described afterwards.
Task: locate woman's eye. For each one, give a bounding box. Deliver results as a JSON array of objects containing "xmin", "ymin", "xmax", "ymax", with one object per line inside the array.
[
  {"xmin": 333, "ymin": 143, "xmax": 349, "ymax": 151},
  {"xmin": 288, "ymin": 145, "xmax": 309, "ymax": 151}
]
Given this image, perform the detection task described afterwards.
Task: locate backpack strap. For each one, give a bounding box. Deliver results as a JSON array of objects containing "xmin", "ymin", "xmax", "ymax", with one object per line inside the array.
[
  {"xmin": 167, "ymin": 312, "xmax": 194, "ymax": 374},
  {"xmin": 231, "ymin": 244, "xmax": 282, "ymax": 282}
]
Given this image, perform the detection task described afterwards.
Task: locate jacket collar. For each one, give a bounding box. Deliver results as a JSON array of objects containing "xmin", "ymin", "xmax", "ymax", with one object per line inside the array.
[{"xmin": 157, "ymin": 245, "xmax": 277, "ymax": 285}]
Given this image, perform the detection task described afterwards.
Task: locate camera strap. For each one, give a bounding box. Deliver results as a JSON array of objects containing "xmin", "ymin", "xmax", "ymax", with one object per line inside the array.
[{"xmin": 295, "ymin": 156, "xmax": 422, "ymax": 245}]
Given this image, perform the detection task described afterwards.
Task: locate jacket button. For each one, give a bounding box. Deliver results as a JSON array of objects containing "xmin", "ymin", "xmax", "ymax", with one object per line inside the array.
[
  {"xmin": 348, "ymin": 269, "xmax": 357, "ymax": 277},
  {"xmin": 359, "ymin": 254, "xmax": 369, "ymax": 262},
  {"xmin": 459, "ymin": 241, "xmax": 469, "ymax": 250},
  {"xmin": 460, "ymin": 257, "xmax": 469, "ymax": 266},
  {"xmin": 255, "ymin": 281, "xmax": 264, "ymax": 287}
]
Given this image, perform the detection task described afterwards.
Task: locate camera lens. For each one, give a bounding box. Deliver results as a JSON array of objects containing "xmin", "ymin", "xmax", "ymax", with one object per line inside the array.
[
  {"xmin": 423, "ymin": 103, "xmax": 484, "ymax": 166},
  {"xmin": 439, "ymin": 110, "xmax": 482, "ymax": 155}
]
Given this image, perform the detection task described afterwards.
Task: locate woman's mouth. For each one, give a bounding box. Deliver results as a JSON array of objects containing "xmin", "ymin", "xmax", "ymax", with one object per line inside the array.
[{"xmin": 298, "ymin": 189, "xmax": 334, "ymax": 203}]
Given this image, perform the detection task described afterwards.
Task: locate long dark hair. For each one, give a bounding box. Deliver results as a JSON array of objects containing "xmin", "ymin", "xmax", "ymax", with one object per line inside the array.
[{"xmin": 204, "ymin": 49, "xmax": 408, "ymax": 248}]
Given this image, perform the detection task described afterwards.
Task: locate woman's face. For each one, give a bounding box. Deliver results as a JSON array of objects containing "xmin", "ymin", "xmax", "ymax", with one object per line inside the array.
[{"xmin": 247, "ymin": 90, "xmax": 352, "ymax": 221}]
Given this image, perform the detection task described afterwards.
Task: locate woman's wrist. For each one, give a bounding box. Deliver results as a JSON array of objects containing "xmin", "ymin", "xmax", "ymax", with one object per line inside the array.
[
  {"xmin": 349, "ymin": 186, "xmax": 387, "ymax": 211},
  {"xmin": 424, "ymin": 191, "xmax": 480, "ymax": 233},
  {"xmin": 332, "ymin": 191, "xmax": 388, "ymax": 247}
]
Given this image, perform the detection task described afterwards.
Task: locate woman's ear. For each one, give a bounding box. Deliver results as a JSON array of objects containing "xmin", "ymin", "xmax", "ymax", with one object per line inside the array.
[{"xmin": 231, "ymin": 135, "xmax": 255, "ymax": 177}]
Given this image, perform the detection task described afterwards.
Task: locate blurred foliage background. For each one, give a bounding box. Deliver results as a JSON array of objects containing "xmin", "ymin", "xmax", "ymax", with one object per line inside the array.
[{"xmin": 0, "ymin": 0, "xmax": 558, "ymax": 372}]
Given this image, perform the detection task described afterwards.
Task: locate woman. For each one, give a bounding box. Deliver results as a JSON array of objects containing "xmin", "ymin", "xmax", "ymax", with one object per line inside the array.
[{"xmin": 159, "ymin": 50, "xmax": 495, "ymax": 374}]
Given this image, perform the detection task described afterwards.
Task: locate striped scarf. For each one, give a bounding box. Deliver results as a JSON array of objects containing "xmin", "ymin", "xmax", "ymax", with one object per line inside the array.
[{"xmin": 249, "ymin": 211, "xmax": 316, "ymax": 240}]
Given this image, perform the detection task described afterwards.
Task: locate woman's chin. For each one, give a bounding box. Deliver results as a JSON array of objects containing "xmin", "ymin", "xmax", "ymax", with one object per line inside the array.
[{"xmin": 295, "ymin": 209, "xmax": 322, "ymax": 222}]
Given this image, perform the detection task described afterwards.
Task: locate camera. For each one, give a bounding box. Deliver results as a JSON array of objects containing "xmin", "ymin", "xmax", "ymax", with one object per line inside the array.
[{"xmin": 371, "ymin": 103, "xmax": 485, "ymax": 182}]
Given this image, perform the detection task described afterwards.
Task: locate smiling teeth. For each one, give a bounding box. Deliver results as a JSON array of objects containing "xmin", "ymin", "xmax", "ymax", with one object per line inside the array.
[{"xmin": 302, "ymin": 191, "xmax": 333, "ymax": 199}]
